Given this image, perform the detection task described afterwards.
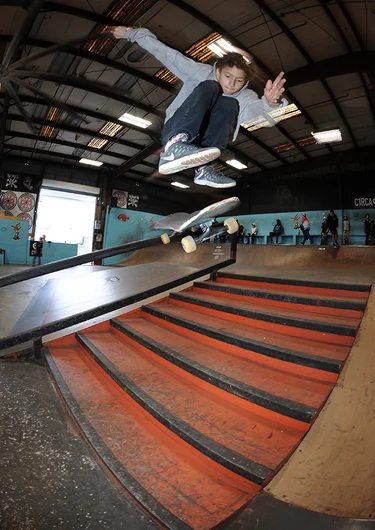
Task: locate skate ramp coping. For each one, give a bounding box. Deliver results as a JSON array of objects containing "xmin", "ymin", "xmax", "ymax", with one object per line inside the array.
[{"xmin": 115, "ymin": 242, "xmax": 230, "ymax": 268}]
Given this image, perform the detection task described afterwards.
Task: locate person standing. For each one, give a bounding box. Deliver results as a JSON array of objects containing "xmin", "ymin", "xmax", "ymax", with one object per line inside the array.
[
  {"xmin": 364, "ymin": 214, "xmax": 372, "ymax": 245},
  {"xmin": 300, "ymin": 213, "xmax": 311, "ymax": 245},
  {"xmin": 343, "ymin": 215, "xmax": 350, "ymax": 245},
  {"xmin": 327, "ymin": 209, "xmax": 339, "ymax": 246},
  {"xmin": 238, "ymin": 222, "xmax": 245, "ymax": 244},
  {"xmin": 109, "ymin": 26, "xmax": 287, "ymax": 189},
  {"xmin": 32, "ymin": 237, "xmax": 44, "ymax": 266}
]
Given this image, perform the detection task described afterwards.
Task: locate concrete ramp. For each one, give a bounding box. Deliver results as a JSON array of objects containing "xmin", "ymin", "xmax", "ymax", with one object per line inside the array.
[{"xmin": 234, "ymin": 244, "xmax": 375, "ymax": 268}]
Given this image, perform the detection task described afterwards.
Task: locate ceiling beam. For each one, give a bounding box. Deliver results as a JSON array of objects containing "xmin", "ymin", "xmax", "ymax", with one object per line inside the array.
[
  {"xmin": 7, "ymin": 114, "xmax": 153, "ymax": 152},
  {"xmin": 113, "ymin": 141, "xmax": 161, "ymax": 178},
  {"xmin": 0, "ymin": 92, "xmax": 159, "ymax": 139},
  {"xmin": 0, "ymin": 35, "xmax": 176, "ymax": 93},
  {"xmin": 3, "ymin": 130, "xmax": 156, "ymax": 169},
  {"xmin": 285, "ymin": 51, "xmax": 375, "ymax": 87},
  {"xmin": 252, "ymin": 0, "xmax": 357, "ymax": 148},
  {"xmin": 318, "ymin": 1, "xmax": 375, "ymax": 126},
  {"xmin": 3, "ymin": 0, "xmax": 44, "ymax": 68},
  {"xmin": 41, "ymin": 1, "xmax": 137, "ymax": 27},
  {"xmin": 13, "ymin": 70, "xmax": 164, "ymax": 118},
  {"xmin": 239, "ymin": 146, "xmax": 375, "ymax": 185},
  {"xmin": 3, "ymin": 143, "xmax": 151, "ymax": 179}
]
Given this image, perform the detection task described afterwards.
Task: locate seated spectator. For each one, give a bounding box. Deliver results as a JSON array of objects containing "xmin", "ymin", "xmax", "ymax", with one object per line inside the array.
[
  {"xmin": 269, "ymin": 219, "xmax": 283, "ymax": 244},
  {"xmin": 321, "ymin": 217, "xmax": 329, "ymax": 245},
  {"xmin": 364, "ymin": 214, "xmax": 372, "ymax": 245},
  {"xmin": 343, "ymin": 214, "xmax": 350, "ymax": 245},
  {"xmin": 250, "ymin": 222, "xmax": 258, "ymax": 244}
]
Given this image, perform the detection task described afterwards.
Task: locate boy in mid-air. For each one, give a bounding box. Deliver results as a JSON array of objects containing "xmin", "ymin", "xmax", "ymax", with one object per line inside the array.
[{"xmin": 110, "ymin": 26, "xmax": 287, "ymax": 189}]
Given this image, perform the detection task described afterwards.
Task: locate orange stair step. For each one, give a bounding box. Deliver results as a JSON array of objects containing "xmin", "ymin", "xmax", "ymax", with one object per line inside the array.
[
  {"xmin": 197, "ymin": 280, "xmax": 366, "ymax": 317},
  {"xmin": 216, "ymin": 272, "xmax": 370, "ymax": 300},
  {"xmin": 170, "ymin": 290, "xmax": 358, "ymax": 345},
  {"xmin": 141, "ymin": 301, "xmax": 348, "ymax": 373},
  {"xmin": 112, "ymin": 314, "xmax": 336, "ymax": 417},
  {"xmin": 78, "ymin": 328, "xmax": 307, "ymax": 473},
  {"xmin": 45, "ymin": 340, "xmax": 259, "ymax": 529}
]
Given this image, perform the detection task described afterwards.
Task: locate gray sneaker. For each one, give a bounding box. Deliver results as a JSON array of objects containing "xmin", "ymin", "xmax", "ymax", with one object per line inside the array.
[
  {"xmin": 194, "ymin": 165, "xmax": 236, "ymax": 188},
  {"xmin": 158, "ymin": 141, "xmax": 220, "ymax": 175}
]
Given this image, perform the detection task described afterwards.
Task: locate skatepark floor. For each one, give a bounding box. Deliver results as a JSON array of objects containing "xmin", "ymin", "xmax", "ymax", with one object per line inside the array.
[{"xmin": 1, "ymin": 242, "xmax": 375, "ymax": 527}]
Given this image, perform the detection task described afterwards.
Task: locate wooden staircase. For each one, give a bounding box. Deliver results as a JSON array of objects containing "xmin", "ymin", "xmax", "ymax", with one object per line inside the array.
[{"xmin": 44, "ymin": 272, "xmax": 370, "ymax": 529}]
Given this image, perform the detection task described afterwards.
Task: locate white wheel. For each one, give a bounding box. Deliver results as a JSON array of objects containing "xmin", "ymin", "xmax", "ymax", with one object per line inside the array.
[
  {"xmin": 161, "ymin": 233, "xmax": 170, "ymax": 245},
  {"xmin": 224, "ymin": 217, "xmax": 238, "ymax": 234},
  {"xmin": 181, "ymin": 235, "xmax": 197, "ymax": 253}
]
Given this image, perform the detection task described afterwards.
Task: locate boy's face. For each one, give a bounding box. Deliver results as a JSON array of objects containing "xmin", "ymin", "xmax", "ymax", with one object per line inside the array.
[{"xmin": 216, "ymin": 65, "xmax": 247, "ymax": 94}]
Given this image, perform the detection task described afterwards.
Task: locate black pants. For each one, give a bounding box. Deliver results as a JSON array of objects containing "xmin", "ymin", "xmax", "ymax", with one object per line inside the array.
[
  {"xmin": 302, "ymin": 228, "xmax": 311, "ymax": 244},
  {"xmin": 161, "ymin": 80, "xmax": 239, "ymax": 150}
]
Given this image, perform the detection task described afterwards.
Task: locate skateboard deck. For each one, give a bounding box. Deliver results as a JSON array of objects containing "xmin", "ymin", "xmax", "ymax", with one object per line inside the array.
[{"xmin": 154, "ymin": 197, "xmax": 240, "ymax": 233}]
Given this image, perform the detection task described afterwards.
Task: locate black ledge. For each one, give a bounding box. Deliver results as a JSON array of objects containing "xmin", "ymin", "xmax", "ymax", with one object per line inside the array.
[
  {"xmin": 220, "ymin": 492, "xmax": 375, "ymax": 529},
  {"xmin": 0, "ymin": 259, "xmax": 234, "ymax": 355},
  {"xmin": 217, "ymin": 272, "xmax": 372, "ymax": 293},
  {"xmin": 76, "ymin": 332, "xmax": 271, "ymax": 485},
  {"xmin": 111, "ymin": 318, "xmax": 316, "ymax": 424},
  {"xmin": 169, "ymin": 292, "xmax": 357, "ymax": 337},
  {"xmin": 44, "ymin": 348, "xmax": 190, "ymax": 530},
  {"xmin": 141, "ymin": 305, "xmax": 342, "ymax": 374},
  {"xmin": 194, "ymin": 281, "xmax": 367, "ymax": 312}
]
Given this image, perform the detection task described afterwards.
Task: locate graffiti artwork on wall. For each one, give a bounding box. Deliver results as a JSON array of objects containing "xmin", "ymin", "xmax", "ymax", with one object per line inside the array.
[{"xmin": 11, "ymin": 222, "xmax": 22, "ymax": 240}]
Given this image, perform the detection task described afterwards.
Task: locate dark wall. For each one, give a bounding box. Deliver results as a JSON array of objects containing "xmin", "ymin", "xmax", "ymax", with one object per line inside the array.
[{"xmin": 248, "ymin": 162, "xmax": 375, "ymax": 214}]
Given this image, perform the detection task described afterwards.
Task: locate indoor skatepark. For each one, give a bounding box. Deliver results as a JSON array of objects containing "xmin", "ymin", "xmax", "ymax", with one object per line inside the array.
[
  {"xmin": 1, "ymin": 242, "xmax": 375, "ymax": 529},
  {"xmin": 1, "ymin": 0, "xmax": 375, "ymax": 527}
]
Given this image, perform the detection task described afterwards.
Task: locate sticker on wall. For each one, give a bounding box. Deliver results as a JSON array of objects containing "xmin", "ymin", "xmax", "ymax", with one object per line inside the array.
[
  {"xmin": 18, "ymin": 193, "xmax": 35, "ymax": 212},
  {"xmin": 1, "ymin": 191, "xmax": 17, "ymax": 210},
  {"xmin": 3, "ymin": 172, "xmax": 41, "ymax": 193},
  {"xmin": 112, "ymin": 189, "xmax": 128, "ymax": 208},
  {"xmin": 0, "ymin": 190, "xmax": 37, "ymax": 235},
  {"xmin": 118, "ymin": 214, "xmax": 129, "ymax": 222},
  {"xmin": 128, "ymin": 194, "xmax": 139, "ymax": 208},
  {"xmin": 18, "ymin": 213, "xmax": 33, "ymax": 229},
  {"xmin": 11, "ymin": 222, "xmax": 22, "ymax": 240}
]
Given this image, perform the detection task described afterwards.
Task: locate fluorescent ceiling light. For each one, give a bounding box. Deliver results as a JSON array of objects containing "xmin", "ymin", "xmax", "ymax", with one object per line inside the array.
[
  {"xmin": 226, "ymin": 159, "xmax": 247, "ymax": 170},
  {"xmin": 79, "ymin": 158, "xmax": 103, "ymax": 167},
  {"xmin": 119, "ymin": 113, "xmax": 152, "ymax": 129},
  {"xmin": 312, "ymin": 129, "xmax": 342, "ymax": 143},
  {"xmin": 171, "ymin": 181, "xmax": 190, "ymax": 189},
  {"xmin": 208, "ymin": 38, "xmax": 250, "ymax": 63},
  {"xmin": 88, "ymin": 138, "xmax": 109, "ymax": 149}
]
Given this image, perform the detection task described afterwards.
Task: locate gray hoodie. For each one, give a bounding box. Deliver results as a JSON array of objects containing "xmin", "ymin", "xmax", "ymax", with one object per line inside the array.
[{"xmin": 125, "ymin": 28, "xmax": 288, "ymax": 141}]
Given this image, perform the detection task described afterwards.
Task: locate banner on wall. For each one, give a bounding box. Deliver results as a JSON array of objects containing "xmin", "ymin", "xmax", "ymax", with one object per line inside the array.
[
  {"xmin": 0, "ymin": 172, "xmax": 42, "ymax": 233},
  {"xmin": 352, "ymin": 196, "xmax": 375, "ymax": 209},
  {"xmin": 112, "ymin": 189, "xmax": 140, "ymax": 209}
]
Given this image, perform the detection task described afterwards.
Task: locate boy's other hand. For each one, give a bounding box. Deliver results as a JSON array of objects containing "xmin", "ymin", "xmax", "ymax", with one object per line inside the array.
[
  {"xmin": 108, "ymin": 26, "xmax": 130, "ymax": 39},
  {"xmin": 264, "ymin": 71, "xmax": 286, "ymax": 105}
]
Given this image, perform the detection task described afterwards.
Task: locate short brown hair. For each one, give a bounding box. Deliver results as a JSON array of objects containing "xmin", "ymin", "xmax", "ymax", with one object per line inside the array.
[
  {"xmin": 215, "ymin": 52, "xmax": 251, "ymax": 79},
  {"xmin": 215, "ymin": 51, "xmax": 268, "ymax": 96}
]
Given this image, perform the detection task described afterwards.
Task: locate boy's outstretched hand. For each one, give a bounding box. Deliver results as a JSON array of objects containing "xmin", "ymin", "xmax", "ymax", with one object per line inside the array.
[
  {"xmin": 108, "ymin": 26, "xmax": 130, "ymax": 39},
  {"xmin": 264, "ymin": 72, "xmax": 286, "ymax": 105}
]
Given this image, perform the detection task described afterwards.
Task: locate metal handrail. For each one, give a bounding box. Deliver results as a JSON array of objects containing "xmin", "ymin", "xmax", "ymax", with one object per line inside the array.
[{"xmin": 0, "ymin": 235, "xmax": 167, "ymax": 289}]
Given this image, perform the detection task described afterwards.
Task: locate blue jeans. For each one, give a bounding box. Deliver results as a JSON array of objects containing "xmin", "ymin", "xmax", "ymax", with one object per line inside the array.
[{"xmin": 161, "ymin": 80, "xmax": 239, "ymax": 150}]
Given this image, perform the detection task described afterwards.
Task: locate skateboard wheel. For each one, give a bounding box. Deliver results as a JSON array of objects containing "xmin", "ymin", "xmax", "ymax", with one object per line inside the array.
[
  {"xmin": 224, "ymin": 217, "xmax": 238, "ymax": 234},
  {"xmin": 181, "ymin": 235, "xmax": 197, "ymax": 253},
  {"xmin": 161, "ymin": 233, "xmax": 170, "ymax": 245}
]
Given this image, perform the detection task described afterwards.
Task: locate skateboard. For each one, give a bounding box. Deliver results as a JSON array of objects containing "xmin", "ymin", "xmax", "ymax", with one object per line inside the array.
[{"xmin": 154, "ymin": 197, "xmax": 240, "ymax": 253}]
